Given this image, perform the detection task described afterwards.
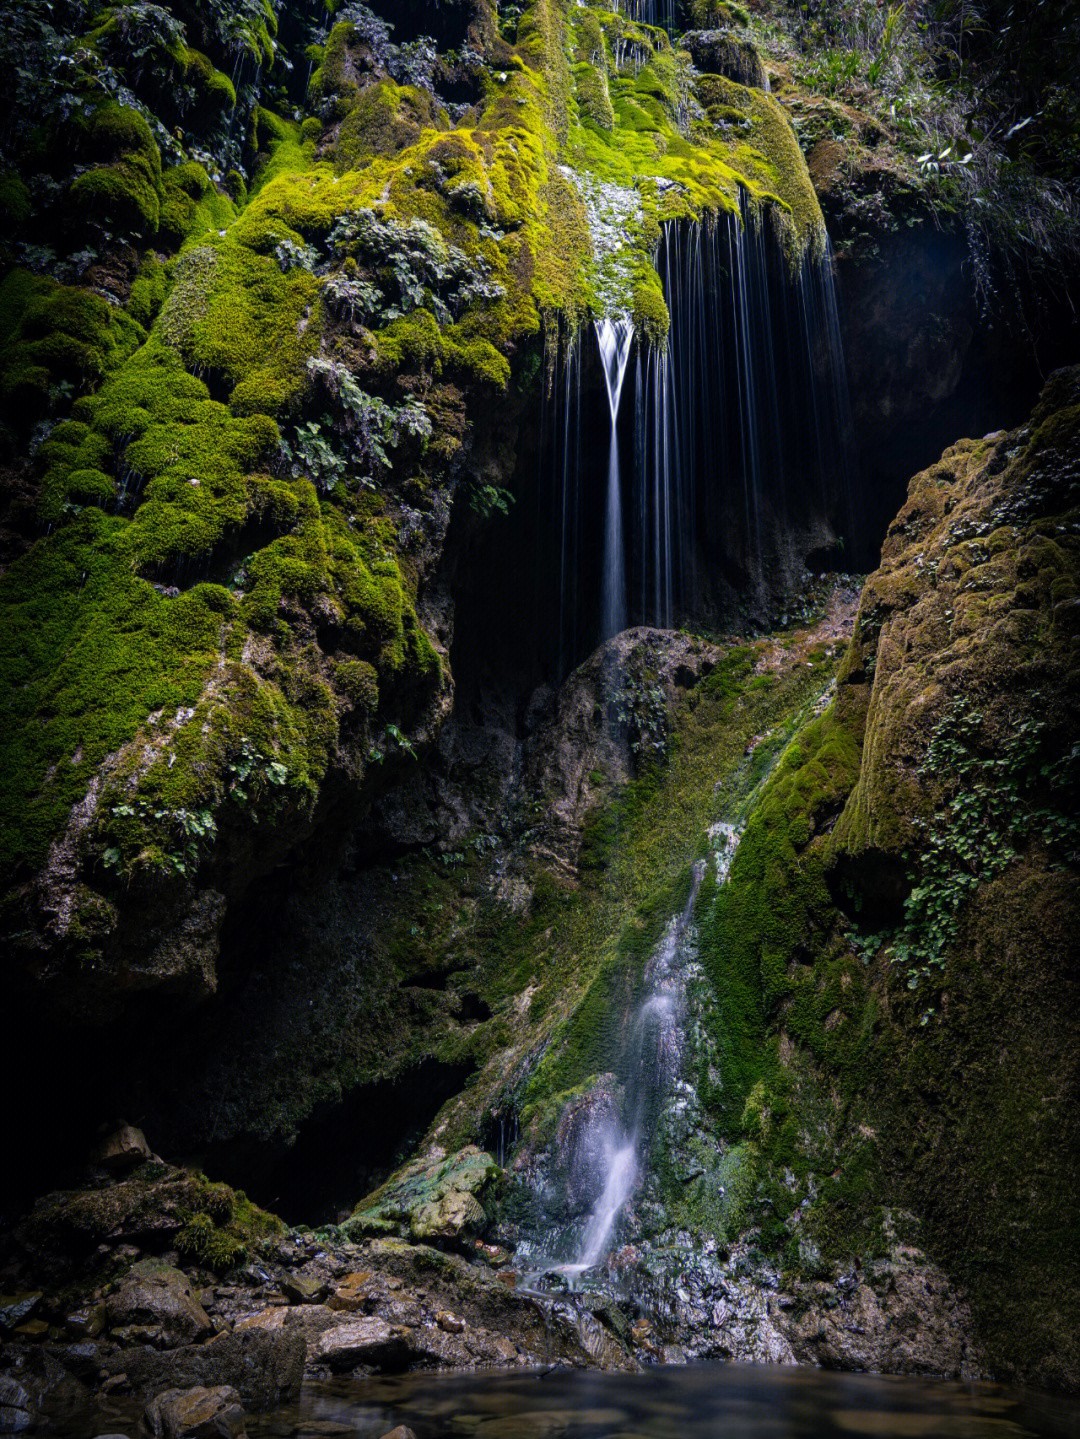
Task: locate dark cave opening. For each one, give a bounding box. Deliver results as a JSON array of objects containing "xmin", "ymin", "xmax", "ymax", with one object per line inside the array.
[{"xmin": 198, "ymin": 1056, "xmax": 477, "ymax": 1228}]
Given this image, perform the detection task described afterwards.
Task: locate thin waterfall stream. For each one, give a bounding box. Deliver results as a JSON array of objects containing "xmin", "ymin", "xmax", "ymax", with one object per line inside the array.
[
  {"xmin": 572, "ymin": 860, "xmax": 706, "ymax": 1270},
  {"xmin": 596, "ymin": 318, "xmax": 634, "ymax": 642}
]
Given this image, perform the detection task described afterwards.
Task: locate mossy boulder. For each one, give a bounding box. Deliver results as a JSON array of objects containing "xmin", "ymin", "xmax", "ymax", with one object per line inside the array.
[{"xmin": 346, "ymin": 1147, "xmax": 500, "ymax": 1247}]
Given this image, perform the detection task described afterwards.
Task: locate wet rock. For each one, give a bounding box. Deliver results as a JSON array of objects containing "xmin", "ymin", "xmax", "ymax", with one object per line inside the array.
[
  {"xmin": 93, "ymin": 1124, "xmax": 152, "ymax": 1173},
  {"xmin": 780, "ymin": 1251, "xmax": 977, "ymax": 1378},
  {"xmin": 143, "ymin": 1385, "xmax": 246, "ymax": 1438},
  {"xmin": 233, "ymin": 1309, "xmax": 286, "ymax": 1334},
  {"xmin": 105, "ymin": 1328, "xmax": 303, "ymax": 1410},
  {"xmin": 684, "ymin": 30, "xmax": 767, "ymax": 89},
  {"xmin": 379, "ymin": 1428, "xmax": 418, "ymax": 1439},
  {"xmin": 0, "ymin": 1298, "xmax": 41, "ymax": 1335},
  {"xmin": 0, "ymin": 1376, "xmax": 35, "ymax": 1433},
  {"xmin": 107, "ymin": 1261, "xmax": 212, "ymax": 1346},
  {"xmin": 280, "ymin": 1275, "xmax": 326, "ymax": 1305},
  {"xmin": 64, "ymin": 1302, "xmax": 106, "ymax": 1339},
  {"xmin": 436, "ymin": 1311, "xmax": 465, "ymax": 1334},
  {"xmin": 346, "ymin": 1148, "xmax": 498, "ymax": 1248},
  {"xmin": 326, "ymin": 1273, "xmax": 376, "ymax": 1313},
  {"xmin": 50, "ymin": 1343, "xmax": 102, "ymax": 1383},
  {"xmin": 281, "ymin": 1306, "xmax": 344, "ymax": 1349},
  {"xmin": 313, "ymin": 1319, "xmax": 409, "ymax": 1372}
]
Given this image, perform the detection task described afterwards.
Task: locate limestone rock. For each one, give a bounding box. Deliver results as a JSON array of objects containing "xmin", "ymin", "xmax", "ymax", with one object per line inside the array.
[
  {"xmin": 313, "ymin": 1318, "xmax": 408, "ymax": 1372},
  {"xmin": 143, "ymin": 1385, "xmax": 246, "ymax": 1438},
  {"xmin": 93, "ymin": 1124, "xmax": 152, "ymax": 1172},
  {"xmin": 347, "ymin": 1147, "xmax": 498, "ymax": 1247},
  {"xmin": 107, "ymin": 1260, "xmax": 212, "ymax": 1345},
  {"xmin": 780, "ymin": 1252, "xmax": 977, "ymax": 1379},
  {"xmin": 105, "ymin": 1328, "xmax": 304, "ymax": 1410}
]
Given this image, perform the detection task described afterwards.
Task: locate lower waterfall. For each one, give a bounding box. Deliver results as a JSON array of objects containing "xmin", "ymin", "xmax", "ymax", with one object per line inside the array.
[{"xmin": 571, "ymin": 860, "xmax": 706, "ymax": 1270}]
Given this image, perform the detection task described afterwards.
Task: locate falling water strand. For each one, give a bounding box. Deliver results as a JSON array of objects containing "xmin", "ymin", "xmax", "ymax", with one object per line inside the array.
[
  {"xmin": 574, "ymin": 863, "xmax": 706, "ymax": 1269},
  {"xmin": 596, "ymin": 318, "xmax": 634, "ymax": 642}
]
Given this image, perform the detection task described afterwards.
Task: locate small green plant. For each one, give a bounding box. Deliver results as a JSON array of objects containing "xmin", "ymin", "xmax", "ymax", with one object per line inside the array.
[
  {"xmin": 611, "ymin": 672, "xmax": 670, "ymax": 757},
  {"xmin": 855, "ymin": 700, "xmax": 1080, "ymax": 994},
  {"xmin": 467, "ymin": 482, "xmax": 515, "ymax": 519},
  {"xmin": 226, "ymin": 737, "xmax": 289, "ymax": 818},
  {"xmin": 102, "ymin": 797, "xmax": 217, "ymax": 877}
]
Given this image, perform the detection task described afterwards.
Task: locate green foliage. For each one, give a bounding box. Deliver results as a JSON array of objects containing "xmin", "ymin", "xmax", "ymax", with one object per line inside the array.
[{"xmin": 857, "ymin": 699, "xmax": 1080, "ymax": 993}]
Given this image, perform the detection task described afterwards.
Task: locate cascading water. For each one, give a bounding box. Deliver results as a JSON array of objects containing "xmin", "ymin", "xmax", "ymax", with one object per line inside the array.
[
  {"xmin": 570, "ymin": 861, "xmax": 706, "ymax": 1269},
  {"xmin": 596, "ymin": 318, "xmax": 635, "ymax": 642}
]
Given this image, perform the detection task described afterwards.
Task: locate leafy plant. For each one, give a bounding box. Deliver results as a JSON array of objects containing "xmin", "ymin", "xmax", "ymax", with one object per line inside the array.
[{"xmin": 855, "ymin": 699, "xmax": 1080, "ymax": 994}]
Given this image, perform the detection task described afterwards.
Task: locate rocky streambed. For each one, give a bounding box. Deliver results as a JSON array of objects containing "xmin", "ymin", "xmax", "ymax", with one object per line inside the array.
[{"xmin": 0, "ymin": 1132, "xmax": 981, "ymax": 1436}]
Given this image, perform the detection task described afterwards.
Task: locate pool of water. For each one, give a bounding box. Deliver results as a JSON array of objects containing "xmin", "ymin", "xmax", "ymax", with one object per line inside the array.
[{"xmin": 222, "ymin": 1365, "xmax": 1080, "ymax": 1439}]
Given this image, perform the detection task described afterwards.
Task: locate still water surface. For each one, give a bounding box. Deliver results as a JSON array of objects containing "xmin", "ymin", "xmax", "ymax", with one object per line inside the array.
[{"xmin": 232, "ymin": 1365, "xmax": 1080, "ymax": 1439}]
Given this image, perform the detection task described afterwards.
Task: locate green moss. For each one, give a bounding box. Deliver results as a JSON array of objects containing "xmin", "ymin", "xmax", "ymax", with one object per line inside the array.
[
  {"xmin": 0, "ymin": 271, "xmax": 146, "ymax": 427},
  {"xmin": 0, "ymin": 169, "xmax": 31, "ymax": 230},
  {"xmin": 159, "ymin": 162, "xmax": 234, "ymax": 248},
  {"xmin": 128, "ymin": 255, "xmax": 172, "ymax": 329}
]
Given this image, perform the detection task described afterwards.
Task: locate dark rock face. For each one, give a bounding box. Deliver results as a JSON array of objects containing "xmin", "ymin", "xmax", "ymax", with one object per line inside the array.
[
  {"xmin": 684, "ymin": 30, "xmax": 768, "ymax": 90},
  {"xmin": 108, "ymin": 1330, "xmax": 304, "ymax": 1411}
]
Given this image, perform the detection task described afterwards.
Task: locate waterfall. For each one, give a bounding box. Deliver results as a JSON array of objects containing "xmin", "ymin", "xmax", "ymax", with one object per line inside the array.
[
  {"xmin": 572, "ymin": 862, "xmax": 706, "ymax": 1269},
  {"xmin": 617, "ymin": 0, "xmax": 675, "ymax": 33},
  {"xmin": 596, "ymin": 318, "xmax": 634, "ymax": 642},
  {"xmin": 542, "ymin": 209, "xmax": 852, "ymax": 670}
]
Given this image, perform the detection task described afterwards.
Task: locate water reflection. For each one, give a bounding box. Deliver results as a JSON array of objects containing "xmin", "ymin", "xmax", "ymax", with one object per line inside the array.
[{"xmin": 236, "ymin": 1365, "xmax": 1080, "ymax": 1439}]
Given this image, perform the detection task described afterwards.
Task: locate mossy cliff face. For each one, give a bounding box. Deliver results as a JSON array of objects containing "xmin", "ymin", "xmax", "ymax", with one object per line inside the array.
[
  {"xmin": 0, "ymin": 0, "xmax": 827, "ymax": 1022},
  {"xmin": 673, "ymin": 367, "xmax": 1079, "ymax": 1387}
]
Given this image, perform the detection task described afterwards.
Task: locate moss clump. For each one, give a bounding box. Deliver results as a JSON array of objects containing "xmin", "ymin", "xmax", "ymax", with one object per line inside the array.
[
  {"xmin": 0, "ymin": 271, "xmax": 146, "ymax": 427},
  {"xmin": 66, "ymin": 101, "xmax": 165, "ymax": 237}
]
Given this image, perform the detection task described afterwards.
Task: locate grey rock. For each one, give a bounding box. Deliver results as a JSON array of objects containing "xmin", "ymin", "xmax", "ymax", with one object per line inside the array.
[
  {"xmin": 143, "ymin": 1385, "xmax": 246, "ymax": 1438},
  {"xmin": 0, "ymin": 1376, "xmax": 35, "ymax": 1434},
  {"xmin": 104, "ymin": 1328, "xmax": 304, "ymax": 1410},
  {"xmin": 107, "ymin": 1261, "xmax": 212, "ymax": 1345},
  {"xmin": 313, "ymin": 1319, "xmax": 409, "ymax": 1372},
  {"xmin": 0, "ymin": 1297, "xmax": 42, "ymax": 1334}
]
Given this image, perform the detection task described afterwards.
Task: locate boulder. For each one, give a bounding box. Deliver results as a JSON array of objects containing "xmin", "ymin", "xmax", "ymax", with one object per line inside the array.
[
  {"xmin": 346, "ymin": 1147, "xmax": 498, "ymax": 1248},
  {"xmin": 106, "ymin": 1328, "xmax": 304, "ymax": 1410},
  {"xmin": 143, "ymin": 1385, "xmax": 246, "ymax": 1438},
  {"xmin": 312, "ymin": 1319, "xmax": 409, "ymax": 1372},
  {"xmin": 0, "ymin": 1376, "xmax": 35, "ymax": 1434},
  {"xmin": 93, "ymin": 1124, "xmax": 152, "ymax": 1173},
  {"xmin": 107, "ymin": 1261, "xmax": 212, "ymax": 1345},
  {"xmin": 279, "ymin": 1274, "xmax": 326, "ymax": 1304},
  {"xmin": 379, "ymin": 1429, "xmax": 418, "ymax": 1439}
]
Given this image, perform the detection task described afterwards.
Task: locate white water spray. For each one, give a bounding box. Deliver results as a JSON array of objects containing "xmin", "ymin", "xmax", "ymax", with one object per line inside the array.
[{"xmin": 573, "ymin": 863, "xmax": 705, "ymax": 1269}]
